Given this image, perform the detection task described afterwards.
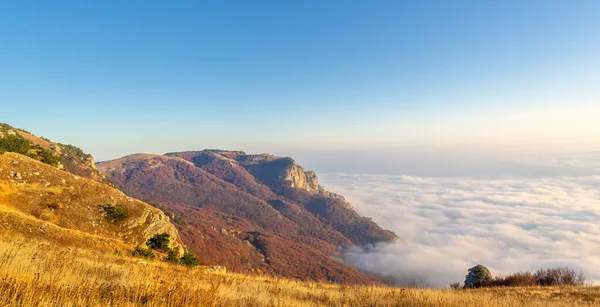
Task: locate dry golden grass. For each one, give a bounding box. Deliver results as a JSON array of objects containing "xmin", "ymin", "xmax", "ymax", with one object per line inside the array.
[
  {"xmin": 0, "ymin": 152, "xmax": 185, "ymax": 252},
  {"xmin": 1, "ymin": 234, "xmax": 600, "ymax": 306}
]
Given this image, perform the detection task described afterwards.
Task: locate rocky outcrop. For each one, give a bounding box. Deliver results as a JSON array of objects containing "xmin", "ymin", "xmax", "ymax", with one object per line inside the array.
[
  {"xmin": 85, "ymin": 156, "xmax": 96, "ymax": 170},
  {"xmin": 278, "ymin": 160, "xmax": 322, "ymax": 193},
  {"xmin": 122, "ymin": 202, "xmax": 184, "ymax": 254},
  {"xmin": 241, "ymin": 156, "xmax": 321, "ymax": 193},
  {"xmin": 464, "ymin": 264, "xmax": 493, "ymax": 288}
]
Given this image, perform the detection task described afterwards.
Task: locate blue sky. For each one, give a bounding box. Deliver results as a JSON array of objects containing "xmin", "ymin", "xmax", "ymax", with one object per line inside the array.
[{"xmin": 1, "ymin": 1, "xmax": 599, "ymax": 170}]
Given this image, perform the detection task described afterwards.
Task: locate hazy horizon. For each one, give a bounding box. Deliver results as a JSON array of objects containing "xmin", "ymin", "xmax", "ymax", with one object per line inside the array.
[{"xmin": 2, "ymin": 1, "xmax": 599, "ymax": 170}]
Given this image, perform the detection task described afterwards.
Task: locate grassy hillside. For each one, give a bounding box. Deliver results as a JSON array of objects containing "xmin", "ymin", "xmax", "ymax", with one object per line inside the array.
[
  {"xmin": 0, "ymin": 123, "xmax": 109, "ymax": 184},
  {"xmin": 0, "ymin": 152, "xmax": 183, "ymax": 250},
  {"xmin": 1, "ymin": 233, "xmax": 599, "ymax": 306}
]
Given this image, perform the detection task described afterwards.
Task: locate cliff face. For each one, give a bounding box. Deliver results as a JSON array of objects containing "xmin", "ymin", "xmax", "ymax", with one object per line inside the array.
[
  {"xmin": 99, "ymin": 150, "xmax": 397, "ymax": 284},
  {"xmin": 222, "ymin": 153, "xmax": 345, "ymax": 201},
  {"xmin": 266, "ymin": 158, "xmax": 322, "ymax": 193}
]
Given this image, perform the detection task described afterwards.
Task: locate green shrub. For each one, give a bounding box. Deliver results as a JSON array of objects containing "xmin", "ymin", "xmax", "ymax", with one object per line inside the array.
[
  {"xmin": 59, "ymin": 143, "xmax": 90, "ymax": 160},
  {"xmin": 35, "ymin": 146, "xmax": 61, "ymax": 165},
  {"xmin": 0, "ymin": 134, "xmax": 61, "ymax": 166},
  {"xmin": 132, "ymin": 246, "xmax": 155, "ymax": 259},
  {"xmin": 146, "ymin": 233, "xmax": 171, "ymax": 251},
  {"xmin": 102, "ymin": 204, "xmax": 128, "ymax": 224},
  {"xmin": 141, "ymin": 233, "xmax": 199, "ymax": 267},
  {"xmin": 0, "ymin": 135, "xmax": 32, "ymax": 155},
  {"xmin": 179, "ymin": 252, "xmax": 199, "ymax": 267},
  {"xmin": 150, "ymin": 202, "xmax": 168, "ymax": 211},
  {"xmin": 173, "ymin": 215, "xmax": 188, "ymax": 226},
  {"xmin": 165, "ymin": 248, "xmax": 181, "ymax": 264}
]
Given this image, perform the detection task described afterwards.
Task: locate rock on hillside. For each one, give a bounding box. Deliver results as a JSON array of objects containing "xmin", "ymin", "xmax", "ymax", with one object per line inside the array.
[
  {"xmin": 0, "ymin": 152, "xmax": 184, "ymax": 253},
  {"xmin": 465, "ymin": 265, "xmax": 493, "ymax": 288},
  {"xmin": 98, "ymin": 150, "xmax": 397, "ymax": 284},
  {"xmin": 0, "ymin": 123, "xmax": 108, "ymax": 184}
]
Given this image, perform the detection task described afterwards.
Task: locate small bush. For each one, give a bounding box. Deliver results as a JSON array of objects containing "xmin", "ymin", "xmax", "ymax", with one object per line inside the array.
[
  {"xmin": 140, "ymin": 233, "xmax": 199, "ymax": 267},
  {"xmin": 102, "ymin": 204, "xmax": 128, "ymax": 224},
  {"xmin": 146, "ymin": 233, "xmax": 171, "ymax": 251},
  {"xmin": 449, "ymin": 282, "xmax": 462, "ymax": 290},
  {"xmin": 59, "ymin": 143, "xmax": 89, "ymax": 160},
  {"xmin": 173, "ymin": 215, "xmax": 188, "ymax": 226},
  {"xmin": 165, "ymin": 248, "xmax": 180, "ymax": 264},
  {"xmin": 180, "ymin": 252, "xmax": 199, "ymax": 267},
  {"xmin": 0, "ymin": 135, "xmax": 32, "ymax": 155},
  {"xmin": 0, "ymin": 134, "xmax": 61, "ymax": 166},
  {"xmin": 34, "ymin": 145, "xmax": 61, "ymax": 165},
  {"xmin": 132, "ymin": 246, "xmax": 155, "ymax": 259},
  {"xmin": 534, "ymin": 267, "xmax": 585, "ymax": 286},
  {"xmin": 491, "ymin": 271, "xmax": 538, "ymax": 287}
]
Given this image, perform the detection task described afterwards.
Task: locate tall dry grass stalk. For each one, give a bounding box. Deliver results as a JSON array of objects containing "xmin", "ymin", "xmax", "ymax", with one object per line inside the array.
[{"xmin": 1, "ymin": 234, "xmax": 599, "ymax": 306}]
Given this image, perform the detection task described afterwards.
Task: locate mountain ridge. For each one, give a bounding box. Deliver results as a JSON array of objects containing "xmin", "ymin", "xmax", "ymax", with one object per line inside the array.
[{"xmin": 98, "ymin": 149, "xmax": 397, "ymax": 283}]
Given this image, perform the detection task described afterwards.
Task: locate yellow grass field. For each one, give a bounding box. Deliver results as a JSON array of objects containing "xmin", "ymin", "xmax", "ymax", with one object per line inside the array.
[{"xmin": 1, "ymin": 234, "xmax": 600, "ymax": 306}]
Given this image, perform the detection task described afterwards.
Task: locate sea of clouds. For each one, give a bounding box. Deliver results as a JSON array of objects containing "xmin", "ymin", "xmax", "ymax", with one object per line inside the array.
[{"xmin": 320, "ymin": 173, "xmax": 600, "ymax": 287}]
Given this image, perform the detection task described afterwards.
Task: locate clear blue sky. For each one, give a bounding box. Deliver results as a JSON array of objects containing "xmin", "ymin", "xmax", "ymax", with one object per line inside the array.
[{"xmin": 1, "ymin": 1, "xmax": 599, "ymax": 166}]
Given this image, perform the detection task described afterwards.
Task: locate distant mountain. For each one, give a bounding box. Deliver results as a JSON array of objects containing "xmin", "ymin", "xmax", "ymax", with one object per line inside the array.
[{"xmin": 98, "ymin": 150, "xmax": 397, "ymax": 284}]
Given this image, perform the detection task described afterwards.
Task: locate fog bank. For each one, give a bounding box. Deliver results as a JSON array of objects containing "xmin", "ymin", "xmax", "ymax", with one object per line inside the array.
[{"xmin": 321, "ymin": 173, "xmax": 600, "ymax": 287}]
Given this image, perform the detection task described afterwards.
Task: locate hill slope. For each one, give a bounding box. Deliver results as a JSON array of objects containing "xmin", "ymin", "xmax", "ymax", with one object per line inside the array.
[
  {"xmin": 0, "ymin": 151, "xmax": 184, "ymax": 254},
  {"xmin": 0, "ymin": 123, "xmax": 108, "ymax": 183},
  {"xmin": 98, "ymin": 150, "xmax": 396, "ymax": 284},
  {"xmin": 2, "ymin": 232, "xmax": 598, "ymax": 306}
]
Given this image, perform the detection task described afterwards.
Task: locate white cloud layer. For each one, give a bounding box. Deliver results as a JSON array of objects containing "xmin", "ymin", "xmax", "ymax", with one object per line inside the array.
[{"xmin": 320, "ymin": 173, "xmax": 600, "ymax": 287}]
